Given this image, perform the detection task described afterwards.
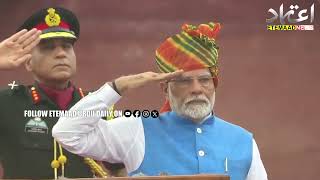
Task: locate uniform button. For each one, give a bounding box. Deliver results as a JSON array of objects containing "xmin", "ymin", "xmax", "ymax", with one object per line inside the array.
[
  {"xmin": 196, "ymin": 128, "xmax": 202, "ymax": 134},
  {"xmin": 198, "ymin": 150, "xmax": 205, "ymax": 157}
]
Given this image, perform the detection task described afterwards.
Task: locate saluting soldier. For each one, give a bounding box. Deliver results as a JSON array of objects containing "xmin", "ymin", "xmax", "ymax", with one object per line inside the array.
[{"xmin": 0, "ymin": 7, "xmax": 98, "ymax": 179}]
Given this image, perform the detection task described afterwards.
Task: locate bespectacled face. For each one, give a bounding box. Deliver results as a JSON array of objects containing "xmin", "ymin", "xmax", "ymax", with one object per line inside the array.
[
  {"xmin": 163, "ymin": 69, "xmax": 216, "ymax": 123},
  {"xmin": 25, "ymin": 38, "xmax": 76, "ymax": 84}
]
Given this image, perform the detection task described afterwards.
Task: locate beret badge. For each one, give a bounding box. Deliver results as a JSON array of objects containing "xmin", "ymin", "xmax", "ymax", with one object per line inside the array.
[{"xmin": 45, "ymin": 8, "xmax": 61, "ymax": 27}]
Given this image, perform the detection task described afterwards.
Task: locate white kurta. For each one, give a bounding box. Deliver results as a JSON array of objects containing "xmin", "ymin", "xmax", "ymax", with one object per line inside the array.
[{"xmin": 52, "ymin": 83, "xmax": 268, "ymax": 180}]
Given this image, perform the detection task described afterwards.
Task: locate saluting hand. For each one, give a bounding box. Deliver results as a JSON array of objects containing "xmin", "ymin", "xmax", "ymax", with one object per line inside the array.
[
  {"xmin": 114, "ymin": 70, "xmax": 183, "ymax": 95},
  {"xmin": 0, "ymin": 28, "xmax": 41, "ymax": 70}
]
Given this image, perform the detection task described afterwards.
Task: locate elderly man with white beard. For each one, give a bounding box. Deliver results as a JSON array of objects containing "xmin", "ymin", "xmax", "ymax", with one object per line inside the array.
[{"xmin": 52, "ymin": 22, "xmax": 268, "ymax": 180}]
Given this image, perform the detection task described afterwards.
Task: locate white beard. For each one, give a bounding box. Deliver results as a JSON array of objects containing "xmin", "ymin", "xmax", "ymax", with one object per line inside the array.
[{"xmin": 168, "ymin": 87, "xmax": 214, "ymax": 121}]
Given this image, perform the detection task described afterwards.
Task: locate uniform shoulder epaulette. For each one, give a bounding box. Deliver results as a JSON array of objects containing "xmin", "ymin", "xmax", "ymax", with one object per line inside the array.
[{"xmin": 0, "ymin": 84, "xmax": 28, "ymax": 97}]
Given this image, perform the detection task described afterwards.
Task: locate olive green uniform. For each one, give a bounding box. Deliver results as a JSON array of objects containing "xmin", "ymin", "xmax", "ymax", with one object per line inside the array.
[{"xmin": 0, "ymin": 83, "xmax": 92, "ymax": 179}]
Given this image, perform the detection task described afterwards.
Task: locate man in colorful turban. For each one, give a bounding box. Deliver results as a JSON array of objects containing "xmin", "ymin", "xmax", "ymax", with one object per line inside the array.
[
  {"xmin": 53, "ymin": 22, "xmax": 268, "ymax": 180},
  {"xmin": 156, "ymin": 22, "xmax": 220, "ymax": 114}
]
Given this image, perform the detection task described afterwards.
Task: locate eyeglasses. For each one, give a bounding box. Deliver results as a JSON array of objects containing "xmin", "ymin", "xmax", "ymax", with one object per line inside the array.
[{"xmin": 168, "ymin": 75, "xmax": 215, "ymax": 88}]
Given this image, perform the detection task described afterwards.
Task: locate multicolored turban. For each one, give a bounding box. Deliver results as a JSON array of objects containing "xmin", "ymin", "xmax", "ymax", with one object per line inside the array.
[{"xmin": 156, "ymin": 22, "xmax": 222, "ymax": 113}]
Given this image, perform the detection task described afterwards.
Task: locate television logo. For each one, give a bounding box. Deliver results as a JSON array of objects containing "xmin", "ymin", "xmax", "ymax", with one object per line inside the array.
[{"xmin": 266, "ymin": 3, "xmax": 315, "ymax": 31}]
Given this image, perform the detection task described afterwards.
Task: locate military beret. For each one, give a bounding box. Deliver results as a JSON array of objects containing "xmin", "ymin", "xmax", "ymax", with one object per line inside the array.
[{"xmin": 17, "ymin": 7, "xmax": 80, "ymax": 40}]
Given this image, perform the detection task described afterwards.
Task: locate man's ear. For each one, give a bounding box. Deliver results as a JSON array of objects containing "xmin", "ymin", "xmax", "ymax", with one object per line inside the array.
[
  {"xmin": 24, "ymin": 57, "xmax": 32, "ymax": 72},
  {"xmin": 160, "ymin": 82, "xmax": 169, "ymax": 99}
]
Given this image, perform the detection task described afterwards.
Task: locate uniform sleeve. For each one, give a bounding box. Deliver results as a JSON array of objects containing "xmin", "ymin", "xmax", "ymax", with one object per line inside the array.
[
  {"xmin": 246, "ymin": 139, "xmax": 268, "ymax": 180},
  {"xmin": 52, "ymin": 83, "xmax": 145, "ymax": 172}
]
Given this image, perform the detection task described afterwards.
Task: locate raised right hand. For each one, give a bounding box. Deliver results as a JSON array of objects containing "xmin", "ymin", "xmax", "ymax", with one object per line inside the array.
[
  {"xmin": 114, "ymin": 70, "xmax": 184, "ymax": 95},
  {"xmin": 0, "ymin": 28, "xmax": 41, "ymax": 70}
]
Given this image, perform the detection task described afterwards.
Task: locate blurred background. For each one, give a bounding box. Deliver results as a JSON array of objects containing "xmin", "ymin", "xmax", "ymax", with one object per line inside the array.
[{"xmin": 0, "ymin": 0, "xmax": 319, "ymax": 179}]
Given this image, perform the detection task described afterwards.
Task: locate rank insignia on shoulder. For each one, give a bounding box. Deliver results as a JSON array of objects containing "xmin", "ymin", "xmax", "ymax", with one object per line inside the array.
[{"xmin": 7, "ymin": 81, "xmax": 19, "ymax": 90}]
